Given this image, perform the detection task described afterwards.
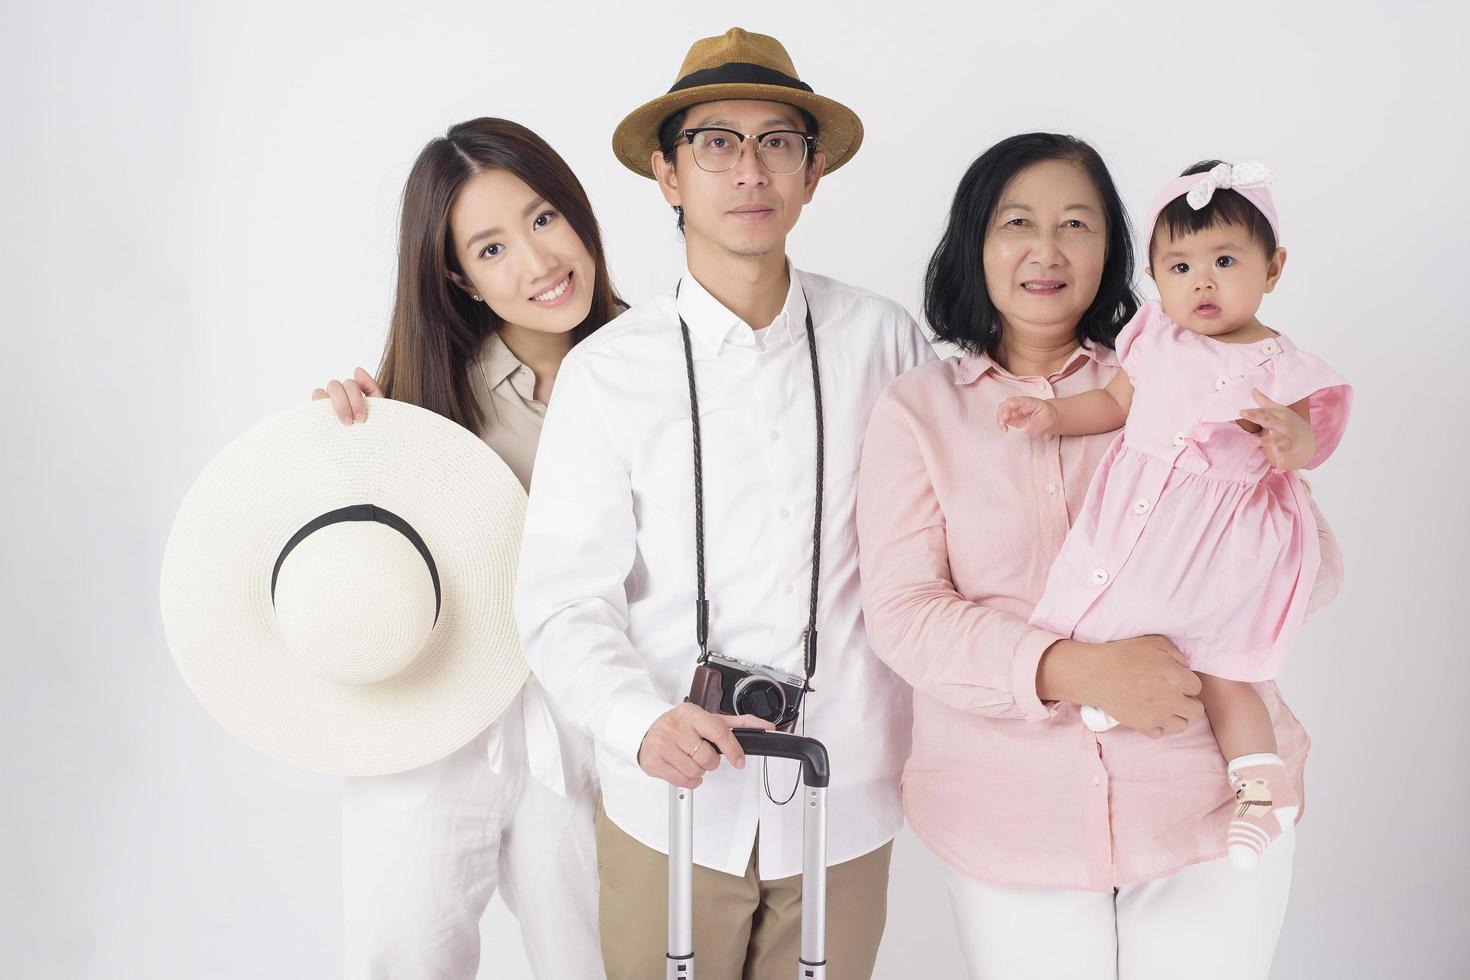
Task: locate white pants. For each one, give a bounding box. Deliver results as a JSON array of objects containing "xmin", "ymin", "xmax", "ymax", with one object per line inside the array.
[
  {"xmin": 341, "ymin": 696, "xmax": 602, "ymax": 979},
  {"xmin": 941, "ymin": 828, "xmax": 1295, "ymax": 980}
]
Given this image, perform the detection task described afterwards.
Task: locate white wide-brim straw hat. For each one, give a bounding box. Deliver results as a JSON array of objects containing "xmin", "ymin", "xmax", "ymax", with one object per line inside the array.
[{"xmin": 160, "ymin": 397, "xmax": 529, "ymax": 776}]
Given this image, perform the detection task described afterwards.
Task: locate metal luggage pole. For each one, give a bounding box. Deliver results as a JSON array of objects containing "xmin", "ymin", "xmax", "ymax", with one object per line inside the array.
[
  {"xmin": 800, "ymin": 776, "xmax": 828, "ymax": 977},
  {"xmin": 666, "ymin": 730, "xmax": 831, "ymax": 980},
  {"xmin": 668, "ymin": 783, "xmax": 695, "ymax": 978}
]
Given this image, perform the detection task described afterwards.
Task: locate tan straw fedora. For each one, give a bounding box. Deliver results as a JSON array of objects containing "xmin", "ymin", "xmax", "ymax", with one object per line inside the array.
[
  {"xmin": 612, "ymin": 27, "xmax": 863, "ymax": 179},
  {"xmin": 160, "ymin": 397, "xmax": 529, "ymax": 776}
]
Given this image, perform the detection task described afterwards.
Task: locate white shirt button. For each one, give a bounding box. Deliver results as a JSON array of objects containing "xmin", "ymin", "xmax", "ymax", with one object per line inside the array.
[
  {"xmin": 1092, "ymin": 775, "xmax": 1102, "ymax": 787},
  {"xmin": 1172, "ymin": 432, "xmax": 1187, "ymax": 447},
  {"xmin": 1090, "ymin": 567, "xmax": 1109, "ymax": 585},
  {"xmin": 1261, "ymin": 340, "xmax": 1280, "ymax": 355},
  {"xmin": 1042, "ymin": 432, "xmax": 1054, "ymax": 442},
  {"xmin": 1133, "ymin": 498, "xmax": 1150, "ymax": 514},
  {"xmin": 1215, "ymin": 376, "xmax": 1230, "ymax": 390},
  {"xmin": 755, "ymin": 353, "xmax": 767, "ymax": 367},
  {"xmin": 783, "ymin": 583, "xmax": 794, "ymax": 595},
  {"xmin": 769, "ymin": 430, "xmax": 781, "ymax": 442},
  {"xmin": 1045, "ymin": 482, "xmax": 1057, "ymax": 495},
  {"xmin": 777, "ymin": 505, "xmax": 790, "ymax": 520}
]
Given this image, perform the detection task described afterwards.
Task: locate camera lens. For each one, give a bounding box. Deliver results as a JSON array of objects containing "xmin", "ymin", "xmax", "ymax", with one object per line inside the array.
[{"xmin": 732, "ymin": 675, "xmax": 787, "ymax": 723}]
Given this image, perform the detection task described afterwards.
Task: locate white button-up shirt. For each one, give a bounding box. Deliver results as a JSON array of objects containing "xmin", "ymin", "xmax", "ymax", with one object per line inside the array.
[{"xmin": 516, "ymin": 264, "xmax": 934, "ymax": 877}]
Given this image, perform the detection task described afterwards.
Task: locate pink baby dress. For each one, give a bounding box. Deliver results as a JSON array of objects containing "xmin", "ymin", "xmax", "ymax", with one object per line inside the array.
[{"xmin": 1028, "ymin": 299, "xmax": 1352, "ymax": 681}]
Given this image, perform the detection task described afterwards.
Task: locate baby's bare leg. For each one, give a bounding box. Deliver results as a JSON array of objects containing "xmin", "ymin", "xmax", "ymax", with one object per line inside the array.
[{"xmin": 1196, "ymin": 673, "xmax": 1276, "ymax": 761}]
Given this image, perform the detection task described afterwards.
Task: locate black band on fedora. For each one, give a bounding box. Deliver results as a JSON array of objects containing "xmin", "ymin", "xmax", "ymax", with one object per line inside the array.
[
  {"xmin": 668, "ymin": 61, "xmax": 814, "ymax": 96},
  {"xmin": 271, "ymin": 504, "xmax": 443, "ymax": 622}
]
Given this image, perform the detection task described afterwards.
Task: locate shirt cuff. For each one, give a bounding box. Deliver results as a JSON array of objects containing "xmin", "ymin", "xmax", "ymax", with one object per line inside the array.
[
  {"xmin": 1013, "ymin": 627, "xmax": 1066, "ymax": 722},
  {"xmin": 599, "ymin": 691, "xmax": 679, "ymax": 768}
]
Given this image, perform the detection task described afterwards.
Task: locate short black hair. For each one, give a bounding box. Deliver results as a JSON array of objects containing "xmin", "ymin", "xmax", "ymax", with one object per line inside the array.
[
  {"xmin": 924, "ymin": 133, "xmax": 1139, "ymax": 357},
  {"xmin": 1151, "ymin": 159, "xmax": 1277, "ymax": 262},
  {"xmin": 655, "ymin": 103, "xmax": 820, "ymax": 235}
]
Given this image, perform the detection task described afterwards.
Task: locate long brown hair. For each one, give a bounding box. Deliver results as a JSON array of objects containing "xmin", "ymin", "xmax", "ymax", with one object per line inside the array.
[{"xmin": 377, "ymin": 117, "xmax": 621, "ymax": 432}]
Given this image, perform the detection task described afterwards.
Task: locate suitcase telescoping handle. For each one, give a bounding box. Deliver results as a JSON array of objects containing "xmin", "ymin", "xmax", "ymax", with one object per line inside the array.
[{"xmin": 668, "ymin": 730, "xmax": 831, "ymax": 980}]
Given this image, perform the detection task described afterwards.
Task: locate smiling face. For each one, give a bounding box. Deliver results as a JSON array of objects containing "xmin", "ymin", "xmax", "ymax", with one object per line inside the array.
[
  {"xmin": 1148, "ymin": 223, "xmax": 1286, "ymax": 336},
  {"xmin": 446, "ymin": 167, "xmax": 595, "ymax": 335},
  {"xmin": 651, "ymin": 99, "xmax": 824, "ymax": 260},
  {"xmin": 982, "ymin": 158, "xmax": 1108, "ymax": 342}
]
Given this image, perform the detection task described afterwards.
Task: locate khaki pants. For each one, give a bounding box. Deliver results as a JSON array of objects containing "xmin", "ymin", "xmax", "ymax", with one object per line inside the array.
[{"xmin": 596, "ymin": 801, "xmax": 891, "ymax": 980}]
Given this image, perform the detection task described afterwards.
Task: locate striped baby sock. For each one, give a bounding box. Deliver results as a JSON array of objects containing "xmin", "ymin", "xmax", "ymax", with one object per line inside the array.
[{"xmin": 1225, "ymin": 753, "xmax": 1299, "ymax": 871}]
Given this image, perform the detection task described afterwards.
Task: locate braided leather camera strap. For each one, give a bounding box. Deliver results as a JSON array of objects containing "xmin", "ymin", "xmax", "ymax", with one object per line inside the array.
[{"xmin": 677, "ymin": 281, "xmax": 824, "ymax": 688}]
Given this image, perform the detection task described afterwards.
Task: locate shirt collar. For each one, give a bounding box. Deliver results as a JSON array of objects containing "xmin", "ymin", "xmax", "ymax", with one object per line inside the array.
[
  {"xmin": 675, "ymin": 260, "xmax": 806, "ymax": 360},
  {"xmin": 477, "ymin": 331, "xmax": 530, "ymax": 395},
  {"xmin": 953, "ymin": 336, "xmax": 1119, "ymax": 386},
  {"xmin": 476, "ymin": 332, "xmax": 540, "ymax": 405}
]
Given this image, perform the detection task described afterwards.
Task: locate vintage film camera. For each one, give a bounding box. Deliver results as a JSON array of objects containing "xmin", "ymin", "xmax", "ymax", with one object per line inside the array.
[{"xmin": 687, "ymin": 652, "xmax": 806, "ymax": 733}]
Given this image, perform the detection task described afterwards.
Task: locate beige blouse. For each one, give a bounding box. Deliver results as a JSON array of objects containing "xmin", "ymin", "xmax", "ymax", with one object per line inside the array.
[{"xmin": 469, "ymin": 331, "xmax": 547, "ymax": 491}]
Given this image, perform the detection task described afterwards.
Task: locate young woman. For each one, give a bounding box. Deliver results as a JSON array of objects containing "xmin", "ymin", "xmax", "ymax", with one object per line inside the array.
[{"xmin": 313, "ymin": 116, "xmax": 621, "ymax": 979}]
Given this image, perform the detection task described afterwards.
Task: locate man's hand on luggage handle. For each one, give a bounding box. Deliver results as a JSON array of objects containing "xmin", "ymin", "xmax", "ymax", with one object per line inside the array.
[{"xmin": 639, "ymin": 703, "xmax": 776, "ymax": 789}]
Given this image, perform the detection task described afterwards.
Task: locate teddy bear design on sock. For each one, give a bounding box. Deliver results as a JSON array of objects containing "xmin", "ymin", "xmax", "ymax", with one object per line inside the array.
[{"xmin": 1226, "ymin": 754, "xmax": 1299, "ymax": 871}]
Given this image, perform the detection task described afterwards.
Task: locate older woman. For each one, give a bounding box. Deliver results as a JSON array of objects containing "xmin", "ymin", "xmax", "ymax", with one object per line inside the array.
[{"xmin": 856, "ymin": 133, "xmax": 1341, "ymax": 980}]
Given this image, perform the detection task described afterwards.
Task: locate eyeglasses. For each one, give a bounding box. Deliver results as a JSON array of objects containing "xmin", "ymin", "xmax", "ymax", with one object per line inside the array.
[{"xmin": 681, "ymin": 128, "xmax": 816, "ymax": 175}]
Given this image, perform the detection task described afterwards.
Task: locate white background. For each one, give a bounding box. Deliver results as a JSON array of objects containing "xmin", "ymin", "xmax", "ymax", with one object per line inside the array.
[{"xmin": 3, "ymin": 1, "xmax": 1465, "ymax": 976}]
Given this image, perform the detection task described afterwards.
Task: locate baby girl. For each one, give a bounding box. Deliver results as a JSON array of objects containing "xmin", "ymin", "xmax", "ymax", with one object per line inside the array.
[{"xmin": 998, "ymin": 160, "xmax": 1352, "ymax": 868}]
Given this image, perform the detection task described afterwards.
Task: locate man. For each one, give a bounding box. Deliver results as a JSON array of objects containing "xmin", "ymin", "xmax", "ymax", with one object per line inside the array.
[{"xmin": 515, "ymin": 27, "xmax": 934, "ymax": 978}]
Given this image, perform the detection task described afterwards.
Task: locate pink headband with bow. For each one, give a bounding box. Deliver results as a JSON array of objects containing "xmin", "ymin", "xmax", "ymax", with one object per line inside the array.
[{"xmin": 1144, "ymin": 161, "xmax": 1281, "ymax": 249}]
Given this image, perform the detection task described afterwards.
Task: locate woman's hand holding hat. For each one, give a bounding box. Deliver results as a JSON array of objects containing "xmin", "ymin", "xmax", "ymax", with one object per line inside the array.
[{"xmin": 312, "ymin": 367, "xmax": 381, "ymax": 425}]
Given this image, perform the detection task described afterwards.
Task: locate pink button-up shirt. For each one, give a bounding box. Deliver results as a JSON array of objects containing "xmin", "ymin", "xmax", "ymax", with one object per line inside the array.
[{"xmin": 855, "ymin": 341, "xmax": 1343, "ymax": 891}]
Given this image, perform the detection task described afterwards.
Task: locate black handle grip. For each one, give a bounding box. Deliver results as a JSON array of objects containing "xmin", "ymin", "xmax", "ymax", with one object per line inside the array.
[{"xmin": 729, "ymin": 729, "xmax": 830, "ymax": 788}]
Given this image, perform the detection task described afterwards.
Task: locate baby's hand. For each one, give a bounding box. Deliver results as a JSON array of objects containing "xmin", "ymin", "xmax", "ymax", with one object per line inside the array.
[
  {"xmin": 997, "ymin": 396, "xmax": 1058, "ymax": 434},
  {"xmin": 1239, "ymin": 389, "xmax": 1315, "ymax": 470}
]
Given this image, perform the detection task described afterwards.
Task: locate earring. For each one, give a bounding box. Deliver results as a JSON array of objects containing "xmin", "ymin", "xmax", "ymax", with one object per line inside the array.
[{"xmin": 472, "ymin": 294, "xmax": 482, "ymax": 302}]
